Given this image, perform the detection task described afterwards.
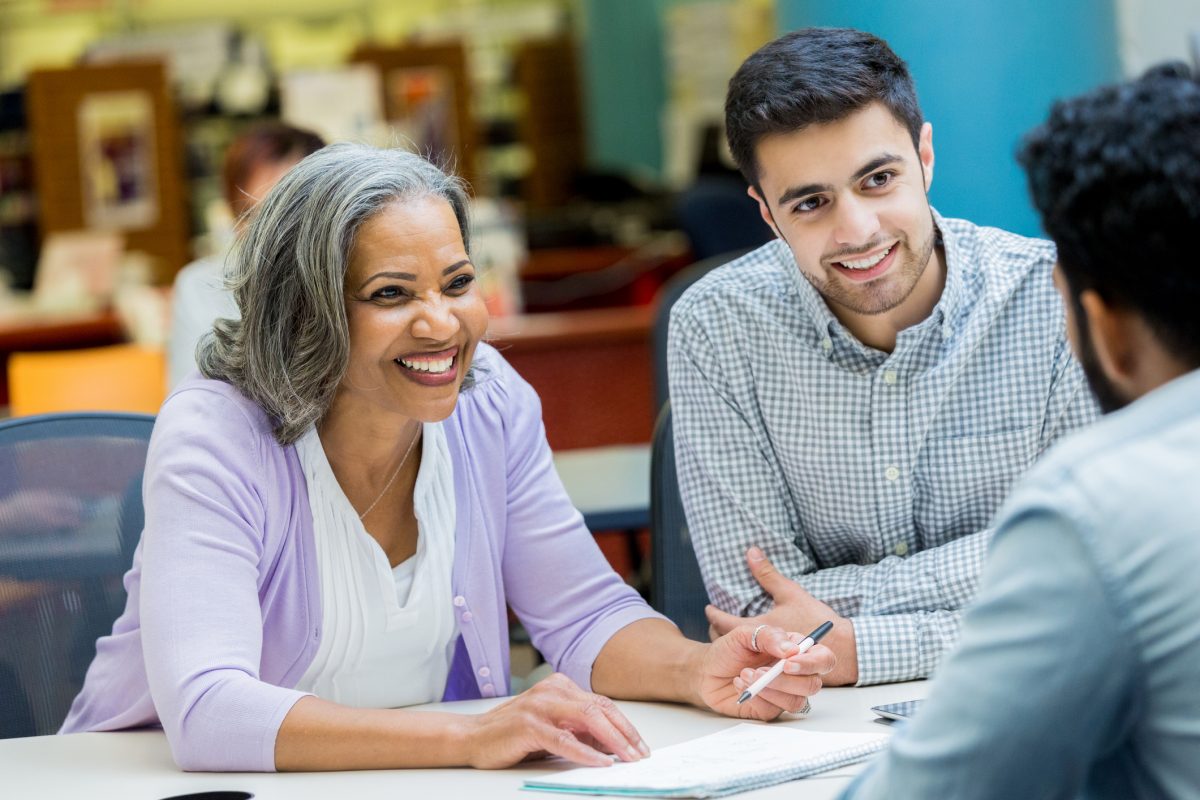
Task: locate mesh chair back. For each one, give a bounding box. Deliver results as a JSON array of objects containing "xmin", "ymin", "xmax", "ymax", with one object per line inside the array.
[
  {"xmin": 650, "ymin": 403, "xmax": 709, "ymax": 641},
  {"xmin": 651, "ymin": 248, "xmax": 754, "ymax": 412},
  {"xmin": 0, "ymin": 412, "xmax": 154, "ymax": 737}
]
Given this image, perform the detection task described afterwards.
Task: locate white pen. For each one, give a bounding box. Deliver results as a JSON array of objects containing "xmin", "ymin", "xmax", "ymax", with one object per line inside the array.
[{"xmin": 736, "ymin": 620, "xmax": 833, "ymax": 705}]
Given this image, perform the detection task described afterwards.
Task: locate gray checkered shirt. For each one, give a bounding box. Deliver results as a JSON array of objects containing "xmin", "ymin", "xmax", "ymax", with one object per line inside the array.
[{"xmin": 667, "ymin": 211, "xmax": 1098, "ymax": 685}]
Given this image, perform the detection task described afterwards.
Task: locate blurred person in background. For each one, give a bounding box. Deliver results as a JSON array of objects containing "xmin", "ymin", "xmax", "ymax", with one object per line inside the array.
[
  {"xmin": 61, "ymin": 144, "xmax": 833, "ymax": 772},
  {"xmin": 168, "ymin": 122, "xmax": 324, "ymax": 387}
]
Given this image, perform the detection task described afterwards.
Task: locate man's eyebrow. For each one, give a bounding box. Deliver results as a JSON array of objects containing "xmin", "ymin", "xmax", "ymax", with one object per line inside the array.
[
  {"xmin": 778, "ymin": 181, "xmax": 832, "ymax": 207},
  {"xmin": 356, "ymin": 260, "xmax": 473, "ymax": 292},
  {"xmin": 776, "ymin": 153, "xmax": 906, "ymax": 207},
  {"xmin": 851, "ymin": 153, "xmax": 904, "ymax": 182}
]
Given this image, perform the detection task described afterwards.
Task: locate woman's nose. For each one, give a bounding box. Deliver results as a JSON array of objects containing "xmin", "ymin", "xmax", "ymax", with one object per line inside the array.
[{"xmin": 411, "ymin": 296, "xmax": 461, "ymax": 340}]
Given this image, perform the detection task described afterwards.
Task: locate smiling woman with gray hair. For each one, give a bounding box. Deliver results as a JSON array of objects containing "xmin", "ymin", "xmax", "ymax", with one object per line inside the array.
[{"xmin": 58, "ymin": 144, "xmax": 834, "ymax": 772}]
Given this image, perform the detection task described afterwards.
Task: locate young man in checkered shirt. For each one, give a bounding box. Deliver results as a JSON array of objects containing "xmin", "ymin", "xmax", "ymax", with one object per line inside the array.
[{"xmin": 669, "ymin": 28, "xmax": 1097, "ymax": 686}]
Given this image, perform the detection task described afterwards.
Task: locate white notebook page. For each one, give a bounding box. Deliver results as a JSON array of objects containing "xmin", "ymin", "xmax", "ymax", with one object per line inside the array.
[{"xmin": 524, "ymin": 723, "xmax": 887, "ymax": 797}]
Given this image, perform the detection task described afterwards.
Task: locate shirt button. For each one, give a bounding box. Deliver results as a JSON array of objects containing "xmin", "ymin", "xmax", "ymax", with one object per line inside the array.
[
  {"xmin": 884, "ymin": 466, "xmax": 900, "ymax": 481},
  {"xmin": 461, "ymin": 611, "xmax": 474, "ymax": 623},
  {"xmin": 481, "ymin": 683, "xmax": 495, "ymax": 697},
  {"xmin": 893, "ymin": 541, "xmax": 910, "ymax": 556},
  {"xmin": 453, "ymin": 596, "xmax": 466, "ymax": 607},
  {"xmin": 821, "ymin": 337, "xmax": 833, "ymax": 352},
  {"xmin": 883, "ymin": 369, "xmax": 897, "ymax": 385},
  {"xmin": 478, "ymin": 666, "xmax": 491, "ymax": 678}
]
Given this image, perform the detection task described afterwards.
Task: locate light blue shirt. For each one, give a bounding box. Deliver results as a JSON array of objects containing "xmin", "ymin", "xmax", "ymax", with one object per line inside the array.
[{"xmin": 843, "ymin": 367, "xmax": 1200, "ymax": 799}]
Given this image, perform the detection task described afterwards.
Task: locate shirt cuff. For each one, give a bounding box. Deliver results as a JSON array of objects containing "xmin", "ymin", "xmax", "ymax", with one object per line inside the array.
[{"xmin": 852, "ymin": 614, "xmax": 947, "ymax": 686}]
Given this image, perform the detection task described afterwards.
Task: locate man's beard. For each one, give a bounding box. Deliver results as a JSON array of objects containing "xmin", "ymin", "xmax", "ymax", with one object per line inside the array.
[
  {"xmin": 1071, "ymin": 292, "xmax": 1128, "ymax": 414},
  {"xmin": 812, "ymin": 213, "xmax": 938, "ymax": 318}
]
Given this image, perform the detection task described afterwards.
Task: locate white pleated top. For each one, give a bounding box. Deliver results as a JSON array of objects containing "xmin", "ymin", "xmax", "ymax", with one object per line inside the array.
[{"xmin": 292, "ymin": 422, "xmax": 457, "ymax": 708}]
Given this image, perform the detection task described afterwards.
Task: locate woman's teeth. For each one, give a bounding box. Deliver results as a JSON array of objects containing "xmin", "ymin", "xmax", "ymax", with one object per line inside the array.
[{"xmin": 399, "ymin": 356, "xmax": 454, "ymax": 374}]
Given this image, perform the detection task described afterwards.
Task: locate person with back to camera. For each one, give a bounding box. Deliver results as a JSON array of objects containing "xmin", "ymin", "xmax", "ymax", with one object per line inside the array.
[
  {"xmin": 168, "ymin": 122, "xmax": 325, "ymax": 388},
  {"xmin": 842, "ymin": 63, "xmax": 1200, "ymax": 799},
  {"xmin": 59, "ymin": 144, "xmax": 834, "ymax": 772}
]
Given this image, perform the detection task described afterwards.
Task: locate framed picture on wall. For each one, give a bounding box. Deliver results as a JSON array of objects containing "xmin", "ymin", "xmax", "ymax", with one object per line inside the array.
[
  {"xmin": 352, "ymin": 42, "xmax": 477, "ymax": 189},
  {"xmin": 78, "ymin": 90, "xmax": 160, "ymax": 231},
  {"xmin": 26, "ymin": 61, "xmax": 189, "ymax": 284}
]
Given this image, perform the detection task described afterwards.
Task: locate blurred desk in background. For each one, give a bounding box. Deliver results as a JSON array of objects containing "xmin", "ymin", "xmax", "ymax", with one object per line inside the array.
[
  {"xmin": 519, "ymin": 240, "xmax": 691, "ymax": 312},
  {"xmin": 488, "ymin": 305, "xmax": 654, "ymax": 451},
  {"xmin": 0, "ymin": 309, "xmax": 125, "ymax": 406},
  {"xmin": 553, "ymin": 444, "xmax": 650, "ymax": 533}
]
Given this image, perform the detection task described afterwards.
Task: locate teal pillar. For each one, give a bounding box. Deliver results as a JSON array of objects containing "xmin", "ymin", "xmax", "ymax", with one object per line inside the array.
[
  {"xmin": 580, "ymin": 0, "xmax": 668, "ymax": 178},
  {"xmin": 778, "ymin": 1, "xmax": 1121, "ymax": 236}
]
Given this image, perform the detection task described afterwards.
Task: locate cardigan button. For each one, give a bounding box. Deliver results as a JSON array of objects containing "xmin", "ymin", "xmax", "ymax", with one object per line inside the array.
[
  {"xmin": 481, "ymin": 683, "xmax": 495, "ymax": 697},
  {"xmin": 453, "ymin": 595, "xmax": 466, "ymax": 607},
  {"xmin": 461, "ymin": 611, "xmax": 474, "ymax": 623},
  {"xmin": 478, "ymin": 666, "xmax": 491, "ymax": 678}
]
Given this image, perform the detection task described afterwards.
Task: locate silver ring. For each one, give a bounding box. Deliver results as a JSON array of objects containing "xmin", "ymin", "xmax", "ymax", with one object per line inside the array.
[
  {"xmin": 799, "ymin": 698, "xmax": 812, "ymax": 715},
  {"xmin": 750, "ymin": 623, "xmax": 768, "ymax": 653}
]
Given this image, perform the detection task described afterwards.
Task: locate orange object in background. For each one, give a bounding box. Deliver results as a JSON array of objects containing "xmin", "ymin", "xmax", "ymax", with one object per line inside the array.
[{"xmin": 7, "ymin": 344, "xmax": 166, "ymax": 417}]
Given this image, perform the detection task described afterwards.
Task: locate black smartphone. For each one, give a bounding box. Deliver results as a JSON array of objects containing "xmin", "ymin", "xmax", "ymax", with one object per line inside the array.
[{"xmin": 870, "ymin": 699, "xmax": 923, "ymax": 721}]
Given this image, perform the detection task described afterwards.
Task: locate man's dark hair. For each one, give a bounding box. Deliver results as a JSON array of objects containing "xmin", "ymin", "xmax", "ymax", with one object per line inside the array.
[
  {"xmin": 222, "ymin": 122, "xmax": 325, "ymax": 217},
  {"xmin": 1019, "ymin": 62, "xmax": 1200, "ymax": 368},
  {"xmin": 724, "ymin": 27, "xmax": 923, "ymax": 185}
]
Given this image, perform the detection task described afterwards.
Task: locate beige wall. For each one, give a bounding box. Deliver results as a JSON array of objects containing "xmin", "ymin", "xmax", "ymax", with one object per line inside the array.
[{"xmin": 0, "ymin": 0, "xmax": 572, "ymax": 89}]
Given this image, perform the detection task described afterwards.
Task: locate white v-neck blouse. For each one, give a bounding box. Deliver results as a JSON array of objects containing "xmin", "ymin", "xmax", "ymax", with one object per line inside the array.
[{"xmin": 292, "ymin": 422, "xmax": 457, "ymax": 708}]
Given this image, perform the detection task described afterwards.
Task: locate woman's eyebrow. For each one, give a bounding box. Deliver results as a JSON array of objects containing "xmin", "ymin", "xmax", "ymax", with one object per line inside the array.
[{"xmin": 357, "ymin": 260, "xmax": 472, "ymax": 292}]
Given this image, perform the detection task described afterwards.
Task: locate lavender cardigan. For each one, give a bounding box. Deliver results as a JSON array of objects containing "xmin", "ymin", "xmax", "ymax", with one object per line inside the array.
[{"xmin": 60, "ymin": 344, "xmax": 661, "ymax": 771}]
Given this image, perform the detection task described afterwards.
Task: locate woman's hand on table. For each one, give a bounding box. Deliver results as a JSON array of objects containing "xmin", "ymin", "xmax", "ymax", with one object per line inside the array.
[
  {"xmin": 694, "ymin": 623, "xmax": 836, "ymax": 720},
  {"xmin": 464, "ymin": 672, "xmax": 650, "ymax": 769}
]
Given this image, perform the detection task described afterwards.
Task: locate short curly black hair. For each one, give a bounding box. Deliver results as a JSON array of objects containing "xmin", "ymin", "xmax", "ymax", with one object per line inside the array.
[
  {"xmin": 1018, "ymin": 62, "xmax": 1200, "ymax": 368},
  {"xmin": 725, "ymin": 28, "xmax": 923, "ymax": 186}
]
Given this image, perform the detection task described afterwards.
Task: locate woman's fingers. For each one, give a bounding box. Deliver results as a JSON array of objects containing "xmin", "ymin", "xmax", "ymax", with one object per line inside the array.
[
  {"xmin": 752, "ymin": 626, "xmax": 801, "ymax": 660},
  {"xmin": 590, "ymin": 693, "xmax": 651, "ymax": 758},
  {"xmin": 525, "ymin": 674, "xmax": 648, "ymax": 763},
  {"xmin": 565, "ymin": 694, "xmax": 645, "ymax": 762},
  {"xmin": 737, "ymin": 666, "xmax": 823, "ymax": 699},
  {"xmin": 746, "ymin": 685, "xmax": 812, "ymax": 714},
  {"xmin": 531, "ymin": 722, "xmax": 615, "ymax": 767}
]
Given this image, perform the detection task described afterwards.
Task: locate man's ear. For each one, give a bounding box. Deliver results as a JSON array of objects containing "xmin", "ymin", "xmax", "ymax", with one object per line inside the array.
[
  {"xmin": 748, "ymin": 185, "xmax": 781, "ymax": 239},
  {"xmin": 1080, "ymin": 290, "xmax": 1137, "ymax": 384},
  {"xmin": 918, "ymin": 121, "xmax": 935, "ymax": 191}
]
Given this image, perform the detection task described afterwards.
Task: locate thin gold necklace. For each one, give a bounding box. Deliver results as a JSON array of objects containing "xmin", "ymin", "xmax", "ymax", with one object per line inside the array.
[{"xmin": 357, "ymin": 424, "xmax": 422, "ymax": 520}]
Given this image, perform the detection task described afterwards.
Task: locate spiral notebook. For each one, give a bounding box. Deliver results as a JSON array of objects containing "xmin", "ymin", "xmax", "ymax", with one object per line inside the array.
[{"xmin": 522, "ymin": 723, "xmax": 888, "ymax": 798}]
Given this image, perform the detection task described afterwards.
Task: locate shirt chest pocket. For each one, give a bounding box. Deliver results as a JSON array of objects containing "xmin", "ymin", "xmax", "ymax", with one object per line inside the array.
[{"xmin": 912, "ymin": 426, "xmax": 1038, "ymax": 542}]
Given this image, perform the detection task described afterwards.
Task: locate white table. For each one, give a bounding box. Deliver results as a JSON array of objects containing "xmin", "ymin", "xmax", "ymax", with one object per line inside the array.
[{"xmin": 1, "ymin": 681, "xmax": 927, "ymax": 799}]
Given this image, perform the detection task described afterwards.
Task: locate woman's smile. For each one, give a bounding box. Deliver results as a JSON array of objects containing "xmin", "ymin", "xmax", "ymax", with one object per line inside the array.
[{"xmin": 395, "ymin": 346, "xmax": 459, "ymax": 386}]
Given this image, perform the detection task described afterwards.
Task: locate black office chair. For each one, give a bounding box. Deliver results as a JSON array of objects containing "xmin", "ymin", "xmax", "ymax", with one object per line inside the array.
[
  {"xmin": 652, "ymin": 247, "xmax": 755, "ymax": 412},
  {"xmin": 676, "ymin": 174, "xmax": 774, "ymax": 262},
  {"xmin": 650, "ymin": 403, "xmax": 709, "ymax": 641},
  {"xmin": 0, "ymin": 412, "xmax": 154, "ymax": 737}
]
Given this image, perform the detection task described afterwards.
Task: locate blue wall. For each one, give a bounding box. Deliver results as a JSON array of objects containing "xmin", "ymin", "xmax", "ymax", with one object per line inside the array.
[
  {"xmin": 580, "ymin": 0, "xmax": 668, "ymax": 178},
  {"xmin": 778, "ymin": 0, "xmax": 1121, "ymax": 236}
]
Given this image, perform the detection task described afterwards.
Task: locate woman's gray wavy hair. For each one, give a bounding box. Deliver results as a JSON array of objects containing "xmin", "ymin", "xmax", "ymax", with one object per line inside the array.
[{"xmin": 197, "ymin": 143, "xmax": 471, "ymax": 445}]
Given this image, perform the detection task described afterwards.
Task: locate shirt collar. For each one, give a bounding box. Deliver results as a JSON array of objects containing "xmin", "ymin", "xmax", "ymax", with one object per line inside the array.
[
  {"xmin": 780, "ymin": 207, "xmax": 965, "ymax": 347},
  {"xmin": 930, "ymin": 208, "xmax": 965, "ymax": 340}
]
